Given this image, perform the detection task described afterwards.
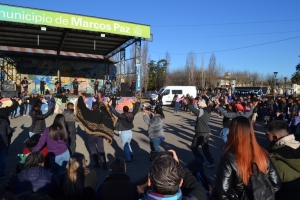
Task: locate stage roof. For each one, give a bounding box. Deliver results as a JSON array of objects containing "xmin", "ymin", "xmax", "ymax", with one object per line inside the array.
[{"xmin": 0, "ymin": 4, "xmax": 150, "ymax": 57}]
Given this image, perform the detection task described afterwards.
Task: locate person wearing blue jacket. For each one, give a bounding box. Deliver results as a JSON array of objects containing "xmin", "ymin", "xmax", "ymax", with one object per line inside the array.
[{"xmin": 46, "ymin": 94, "xmax": 56, "ymax": 114}]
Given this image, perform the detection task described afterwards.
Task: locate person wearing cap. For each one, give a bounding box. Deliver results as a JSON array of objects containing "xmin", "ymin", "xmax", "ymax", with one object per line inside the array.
[{"xmin": 182, "ymin": 98, "xmax": 215, "ymax": 168}]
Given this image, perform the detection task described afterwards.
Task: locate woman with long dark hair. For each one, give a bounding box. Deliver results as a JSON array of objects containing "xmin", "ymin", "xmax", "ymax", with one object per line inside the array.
[
  {"xmin": 33, "ymin": 114, "xmax": 70, "ymax": 177},
  {"xmin": 213, "ymin": 116, "xmax": 281, "ymax": 199},
  {"xmin": 143, "ymin": 106, "xmax": 165, "ymax": 152},
  {"xmin": 29, "ymin": 104, "xmax": 54, "ymax": 137},
  {"xmin": 59, "ymin": 153, "xmax": 97, "ymax": 200},
  {"xmin": 12, "ymin": 152, "xmax": 58, "ymax": 198}
]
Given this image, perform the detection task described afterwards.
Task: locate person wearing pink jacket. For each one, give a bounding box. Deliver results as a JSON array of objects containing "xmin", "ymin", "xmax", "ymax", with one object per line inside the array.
[{"xmin": 173, "ymin": 95, "xmax": 184, "ymax": 114}]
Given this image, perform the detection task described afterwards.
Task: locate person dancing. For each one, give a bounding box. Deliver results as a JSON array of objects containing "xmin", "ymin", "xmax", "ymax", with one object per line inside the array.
[
  {"xmin": 182, "ymin": 98, "xmax": 215, "ymax": 168},
  {"xmin": 143, "ymin": 106, "xmax": 165, "ymax": 152},
  {"xmin": 109, "ymin": 99, "xmax": 140, "ymax": 162},
  {"xmin": 76, "ymin": 91, "xmax": 115, "ymax": 170}
]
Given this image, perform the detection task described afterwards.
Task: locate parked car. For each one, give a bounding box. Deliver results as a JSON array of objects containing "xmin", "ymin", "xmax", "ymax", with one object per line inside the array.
[{"xmin": 141, "ymin": 91, "xmax": 157, "ymax": 99}]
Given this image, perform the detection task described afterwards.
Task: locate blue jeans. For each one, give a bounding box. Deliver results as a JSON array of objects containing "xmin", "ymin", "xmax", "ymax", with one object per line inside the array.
[
  {"xmin": 27, "ymin": 104, "xmax": 32, "ymax": 115},
  {"xmin": 111, "ymin": 87, "xmax": 115, "ymax": 94},
  {"xmin": 220, "ymin": 128, "xmax": 229, "ymax": 143},
  {"xmin": 150, "ymin": 138, "xmax": 161, "ymax": 152},
  {"xmin": 49, "ymin": 150, "xmax": 70, "ymax": 177},
  {"xmin": 120, "ymin": 130, "xmax": 133, "ymax": 161},
  {"xmin": 174, "ymin": 102, "xmax": 180, "ymax": 113},
  {"xmin": 0, "ymin": 145, "xmax": 8, "ymax": 176}
]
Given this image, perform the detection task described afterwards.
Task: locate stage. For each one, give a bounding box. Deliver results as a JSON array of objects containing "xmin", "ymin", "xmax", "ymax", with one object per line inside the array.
[{"xmin": 0, "ymin": 96, "xmax": 136, "ymax": 114}]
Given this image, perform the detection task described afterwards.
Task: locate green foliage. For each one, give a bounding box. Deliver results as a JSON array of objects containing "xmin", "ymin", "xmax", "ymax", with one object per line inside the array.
[
  {"xmin": 296, "ymin": 63, "xmax": 300, "ymax": 72},
  {"xmin": 147, "ymin": 59, "xmax": 168, "ymax": 90},
  {"xmin": 291, "ymin": 72, "xmax": 300, "ymax": 84}
]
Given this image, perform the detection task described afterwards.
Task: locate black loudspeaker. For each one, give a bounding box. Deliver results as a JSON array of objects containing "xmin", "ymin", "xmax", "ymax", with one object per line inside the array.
[
  {"xmin": 121, "ymin": 83, "xmax": 130, "ymax": 91},
  {"xmin": 2, "ymin": 84, "xmax": 15, "ymax": 91},
  {"xmin": 1, "ymin": 90, "xmax": 18, "ymax": 98},
  {"xmin": 120, "ymin": 91, "xmax": 134, "ymax": 97}
]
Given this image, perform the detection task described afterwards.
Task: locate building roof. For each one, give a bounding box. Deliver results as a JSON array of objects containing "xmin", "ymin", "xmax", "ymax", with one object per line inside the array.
[{"xmin": 0, "ymin": 4, "xmax": 151, "ymax": 57}]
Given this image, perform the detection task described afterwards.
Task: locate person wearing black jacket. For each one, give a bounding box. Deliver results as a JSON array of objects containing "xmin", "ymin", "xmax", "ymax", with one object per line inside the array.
[
  {"xmin": 109, "ymin": 99, "xmax": 140, "ymax": 162},
  {"xmin": 136, "ymin": 150, "xmax": 207, "ymax": 200},
  {"xmin": 0, "ymin": 116, "xmax": 11, "ymax": 178},
  {"xmin": 96, "ymin": 158, "xmax": 140, "ymax": 200},
  {"xmin": 213, "ymin": 117, "xmax": 281, "ymax": 199},
  {"xmin": 183, "ymin": 98, "xmax": 215, "ymax": 168},
  {"xmin": 40, "ymin": 78, "xmax": 46, "ymax": 95},
  {"xmin": 59, "ymin": 92, "xmax": 68, "ymax": 111},
  {"xmin": 29, "ymin": 104, "xmax": 54, "ymax": 137},
  {"xmin": 110, "ymin": 95, "xmax": 121, "ymax": 108}
]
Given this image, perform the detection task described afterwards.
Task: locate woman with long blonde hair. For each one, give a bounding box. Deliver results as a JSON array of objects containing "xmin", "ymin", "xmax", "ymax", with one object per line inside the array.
[
  {"xmin": 59, "ymin": 153, "xmax": 97, "ymax": 200},
  {"xmin": 213, "ymin": 116, "xmax": 281, "ymax": 199}
]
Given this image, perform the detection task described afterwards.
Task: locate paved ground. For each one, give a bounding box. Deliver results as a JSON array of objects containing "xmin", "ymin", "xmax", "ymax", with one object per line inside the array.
[{"xmin": 0, "ymin": 105, "xmax": 268, "ymax": 188}]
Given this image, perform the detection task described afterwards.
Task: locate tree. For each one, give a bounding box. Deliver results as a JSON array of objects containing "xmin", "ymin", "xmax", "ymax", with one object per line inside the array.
[
  {"xmin": 146, "ymin": 59, "xmax": 168, "ymax": 90},
  {"xmin": 184, "ymin": 51, "xmax": 197, "ymax": 86},
  {"xmin": 147, "ymin": 60, "xmax": 157, "ymax": 90},
  {"xmin": 205, "ymin": 53, "xmax": 223, "ymax": 89},
  {"xmin": 291, "ymin": 63, "xmax": 300, "ymax": 85},
  {"xmin": 291, "ymin": 72, "xmax": 300, "ymax": 85},
  {"xmin": 156, "ymin": 59, "xmax": 168, "ymax": 89}
]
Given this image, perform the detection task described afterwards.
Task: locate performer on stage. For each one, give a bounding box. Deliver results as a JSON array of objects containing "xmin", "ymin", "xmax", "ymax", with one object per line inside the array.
[
  {"xmin": 21, "ymin": 77, "xmax": 30, "ymax": 92},
  {"xmin": 94, "ymin": 79, "xmax": 99, "ymax": 95},
  {"xmin": 131, "ymin": 79, "xmax": 136, "ymax": 94},
  {"xmin": 40, "ymin": 78, "xmax": 46, "ymax": 95},
  {"xmin": 76, "ymin": 91, "xmax": 116, "ymax": 170},
  {"xmin": 72, "ymin": 78, "xmax": 79, "ymax": 95},
  {"xmin": 55, "ymin": 79, "xmax": 62, "ymax": 94}
]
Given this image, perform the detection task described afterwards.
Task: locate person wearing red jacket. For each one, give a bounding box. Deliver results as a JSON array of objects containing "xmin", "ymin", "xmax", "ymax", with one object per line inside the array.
[{"xmin": 16, "ymin": 134, "xmax": 50, "ymax": 173}]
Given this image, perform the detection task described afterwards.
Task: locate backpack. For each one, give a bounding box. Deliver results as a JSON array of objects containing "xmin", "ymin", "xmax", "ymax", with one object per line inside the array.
[{"xmin": 245, "ymin": 162, "xmax": 275, "ymax": 200}]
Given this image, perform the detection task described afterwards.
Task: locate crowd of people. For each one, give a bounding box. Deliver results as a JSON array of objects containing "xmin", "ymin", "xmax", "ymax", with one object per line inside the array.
[{"xmin": 0, "ymin": 88, "xmax": 300, "ymax": 199}]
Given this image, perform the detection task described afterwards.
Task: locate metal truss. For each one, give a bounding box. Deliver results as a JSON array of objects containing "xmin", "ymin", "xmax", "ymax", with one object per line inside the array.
[
  {"xmin": 107, "ymin": 37, "xmax": 143, "ymax": 58},
  {"xmin": 0, "ymin": 53, "xmax": 19, "ymax": 90}
]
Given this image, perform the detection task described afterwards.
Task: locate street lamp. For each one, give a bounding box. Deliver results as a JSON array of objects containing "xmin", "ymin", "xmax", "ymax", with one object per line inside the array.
[{"xmin": 284, "ymin": 77, "xmax": 287, "ymax": 97}]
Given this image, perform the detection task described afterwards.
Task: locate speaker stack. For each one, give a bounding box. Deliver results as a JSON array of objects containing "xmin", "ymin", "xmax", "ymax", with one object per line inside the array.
[
  {"xmin": 121, "ymin": 83, "xmax": 130, "ymax": 91},
  {"xmin": 119, "ymin": 82, "xmax": 133, "ymax": 97},
  {"xmin": 1, "ymin": 81, "xmax": 18, "ymax": 98}
]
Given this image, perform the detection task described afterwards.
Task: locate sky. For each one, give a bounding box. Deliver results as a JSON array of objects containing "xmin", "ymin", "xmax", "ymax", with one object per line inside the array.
[{"xmin": 1, "ymin": 0, "xmax": 300, "ymax": 79}]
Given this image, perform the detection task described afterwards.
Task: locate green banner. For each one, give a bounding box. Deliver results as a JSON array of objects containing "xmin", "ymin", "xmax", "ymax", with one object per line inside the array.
[{"xmin": 0, "ymin": 4, "xmax": 150, "ymax": 38}]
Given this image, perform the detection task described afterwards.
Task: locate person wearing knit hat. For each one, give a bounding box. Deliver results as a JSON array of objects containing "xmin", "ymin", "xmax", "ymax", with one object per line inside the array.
[{"xmin": 235, "ymin": 104, "xmax": 244, "ymax": 111}]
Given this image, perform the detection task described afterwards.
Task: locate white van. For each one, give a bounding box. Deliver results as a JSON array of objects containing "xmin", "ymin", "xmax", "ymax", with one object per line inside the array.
[{"xmin": 151, "ymin": 86, "xmax": 197, "ymax": 105}]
